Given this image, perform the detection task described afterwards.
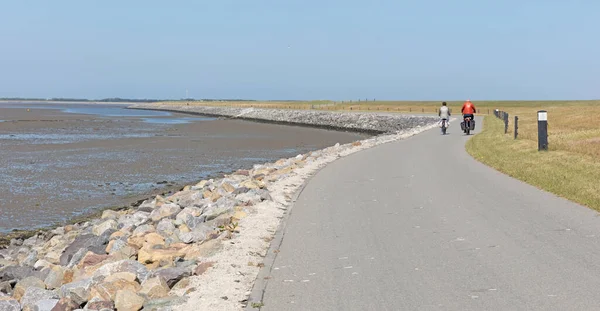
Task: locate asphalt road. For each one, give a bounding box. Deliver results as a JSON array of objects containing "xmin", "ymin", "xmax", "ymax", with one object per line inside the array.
[{"xmin": 258, "ymin": 117, "xmax": 600, "ymax": 311}]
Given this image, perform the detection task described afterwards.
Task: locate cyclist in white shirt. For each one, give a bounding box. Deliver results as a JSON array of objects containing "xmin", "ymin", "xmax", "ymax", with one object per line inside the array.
[{"xmin": 438, "ymin": 102, "xmax": 450, "ymax": 134}]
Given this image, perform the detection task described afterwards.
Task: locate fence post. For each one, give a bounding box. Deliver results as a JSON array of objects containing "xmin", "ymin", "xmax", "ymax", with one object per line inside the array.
[
  {"xmin": 514, "ymin": 116, "xmax": 518, "ymax": 139},
  {"xmin": 504, "ymin": 113, "xmax": 509, "ymax": 134},
  {"xmin": 537, "ymin": 111, "xmax": 548, "ymax": 151}
]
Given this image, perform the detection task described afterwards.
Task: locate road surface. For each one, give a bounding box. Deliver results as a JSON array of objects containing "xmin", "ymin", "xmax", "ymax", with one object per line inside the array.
[{"xmin": 256, "ymin": 117, "xmax": 600, "ymax": 311}]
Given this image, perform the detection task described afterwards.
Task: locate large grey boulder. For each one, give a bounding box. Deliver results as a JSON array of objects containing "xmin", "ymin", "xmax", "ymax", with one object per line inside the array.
[
  {"xmin": 59, "ymin": 234, "xmax": 109, "ymax": 266},
  {"xmin": 19, "ymin": 287, "xmax": 58, "ymax": 311}
]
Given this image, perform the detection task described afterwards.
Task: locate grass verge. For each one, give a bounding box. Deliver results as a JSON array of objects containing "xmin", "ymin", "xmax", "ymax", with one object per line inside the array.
[{"xmin": 466, "ymin": 116, "xmax": 600, "ymax": 211}]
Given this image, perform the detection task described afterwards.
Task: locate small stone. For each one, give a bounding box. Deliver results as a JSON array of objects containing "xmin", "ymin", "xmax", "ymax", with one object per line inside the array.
[
  {"xmin": 60, "ymin": 235, "xmax": 109, "ymax": 266},
  {"xmin": 118, "ymin": 212, "xmax": 150, "ymax": 229},
  {"xmin": 149, "ymin": 203, "xmax": 181, "ymax": 223},
  {"xmin": 240, "ymin": 179, "xmax": 265, "ymax": 189},
  {"xmin": 211, "ymin": 214, "xmax": 232, "ymax": 228},
  {"xmin": 253, "ymin": 173, "xmax": 266, "ymax": 181},
  {"xmin": 89, "ymin": 279, "xmax": 141, "ymax": 302},
  {"xmin": 221, "ymin": 183, "xmax": 235, "ymax": 193},
  {"xmin": 167, "ymin": 190, "xmax": 201, "ymax": 208},
  {"xmin": 0, "ymin": 259, "xmax": 16, "ymax": 268},
  {"xmin": 104, "ymin": 241, "xmax": 115, "ymax": 254},
  {"xmin": 178, "ymin": 224, "xmax": 191, "ymax": 233},
  {"xmin": 138, "ymin": 277, "xmax": 169, "ymax": 300},
  {"xmin": 92, "ymin": 260, "xmax": 149, "ymax": 285},
  {"xmin": 32, "ymin": 298, "xmax": 59, "ymax": 311},
  {"xmin": 77, "ymin": 253, "xmax": 111, "ymax": 270},
  {"xmin": 142, "ymin": 296, "xmax": 188, "ymax": 311},
  {"xmin": 92, "ymin": 220, "xmax": 117, "ymax": 237},
  {"xmin": 127, "ymin": 236, "xmax": 145, "ymax": 250},
  {"xmin": 22, "ymin": 250, "xmax": 39, "ymax": 267},
  {"xmin": 66, "ymin": 249, "xmax": 88, "ymax": 269},
  {"xmin": 177, "ymin": 230, "xmax": 208, "ymax": 244},
  {"xmin": 44, "ymin": 266, "xmax": 66, "ymax": 290},
  {"xmin": 9, "ymin": 239, "xmax": 23, "ymax": 247},
  {"xmin": 0, "ymin": 266, "xmax": 45, "ymax": 283},
  {"xmin": 195, "ymin": 180, "xmax": 209, "ymax": 188},
  {"xmin": 58, "ymin": 279, "xmax": 92, "ymax": 306},
  {"xmin": 137, "ymin": 247, "xmax": 186, "ymax": 265},
  {"xmin": 0, "ymin": 296, "xmax": 20, "ymax": 311},
  {"xmin": 13, "ymin": 276, "xmax": 46, "ymax": 301},
  {"xmin": 235, "ymin": 192, "xmax": 262, "ymax": 206},
  {"xmin": 132, "ymin": 225, "xmax": 155, "ymax": 237},
  {"xmin": 235, "ymin": 170, "xmax": 250, "ymax": 176},
  {"xmin": 144, "ymin": 233, "xmax": 165, "ymax": 247},
  {"xmin": 109, "ymin": 231, "xmax": 126, "ymax": 241},
  {"xmin": 104, "ymin": 272, "xmax": 136, "ymax": 283},
  {"xmin": 193, "ymin": 262, "xmax": 215, "ymax": 276},
  {"xmin": 110, "ymin": 245, "xmax": 137, "ymax": 261},
  {"xmin": 44, "ymin": 252, "xmax": 63, "ymax": 266},
  {"xmin": 232, "ymin": 187, "xmax": 250, "ymax": 195},
  {"xmin": 150, "ymin": 266, "xmax": 192, "ymax": 288},
  {"xmin": 83, "ymin": 297, "xmax": 113, "ymax": 311},
  {"xmin": 170, "ymin": 277, "xmax": 190, "ymax": 292},
  {"xmin": 183, "ymin": 239, "xmax": 222, "ymax": 260},
  {"xmin": 23, "ymin": 236, "xmax": 41, "ymax": 247},
  {"xmin": 136, "ymin": 199, "xmax": 156, "ymax": 213},
  {"xmin": 50, "ymin": 297, "xmax": 79, "ymax": 311},
  {"xmin": 114, "ymin": 290, "xmax": 144, "ymax": 311},
  {"xmin": 0, "ymin": 282, "xmax": 12, "ymax": 295},
  {"xmin": 203, "ymin": 205, "xmax": 233, "ymax": 222},
  {"xmin": 100, "ymin": 210, "xmax": 120, "ymax": 220},
  {"xmin": 155, "ymin": 219, "xmax": 176, "ymax": 237},
  {"xmin": 20, "ymin": 287, "xmax": 58, "ymax": 311}
]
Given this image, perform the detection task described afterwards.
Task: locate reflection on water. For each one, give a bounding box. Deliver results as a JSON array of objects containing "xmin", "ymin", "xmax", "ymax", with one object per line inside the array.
[
  {"xmin": 0, "ymin": 103, "xmax": 171, "ymax": 117},
  {"xmin": 0, "ymin": 133, "xmax": 158, "ymax": 144},
  {"xmin": 142, "ymin": 117, "xmax": 216, "ymax": 124},
  {"xmin": 63, "ymin": 106, "xmax": 172, "ymax": 117}
]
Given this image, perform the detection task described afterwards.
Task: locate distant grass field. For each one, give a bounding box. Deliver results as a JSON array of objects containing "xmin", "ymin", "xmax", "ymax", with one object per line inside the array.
[
  {"xmin": 159, "ymin": 99, "xmax": 600, "ymax": 116},
  {"xmin": 159, "ymin": 99, "xmax": 600, "ymax": 210}
]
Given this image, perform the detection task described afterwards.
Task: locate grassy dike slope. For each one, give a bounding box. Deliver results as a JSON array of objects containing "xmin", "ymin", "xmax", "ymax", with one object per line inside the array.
[{"xmin": 466, "ymin": 114, "xmax": 600, "ymax": 211}]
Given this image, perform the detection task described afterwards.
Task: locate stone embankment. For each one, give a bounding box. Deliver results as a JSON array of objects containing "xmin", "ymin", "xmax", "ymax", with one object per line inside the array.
[
  {"xmin": 0, "ymin": 106, "xmax": 438, "ymax": 311},
  {"xmin": 129, "ymin": 104, "xmax": 436, "ymax": 134}
]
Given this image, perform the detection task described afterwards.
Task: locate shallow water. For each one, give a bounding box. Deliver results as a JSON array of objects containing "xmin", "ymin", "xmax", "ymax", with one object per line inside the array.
[{"xmin": 0, "ymin": 103, "xmax": 367, "ymax": 232}]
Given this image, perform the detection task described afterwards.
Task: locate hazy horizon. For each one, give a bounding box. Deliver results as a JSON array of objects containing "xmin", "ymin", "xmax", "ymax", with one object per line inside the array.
[{"xmin": 1, "ymin": 1, "xmax": 599, "ymax": 101}]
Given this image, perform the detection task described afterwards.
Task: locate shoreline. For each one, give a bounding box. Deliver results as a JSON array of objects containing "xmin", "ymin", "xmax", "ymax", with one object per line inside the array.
[{"xmin": 0, "ymin": 106, "xmax": 437, "ymax": 311}]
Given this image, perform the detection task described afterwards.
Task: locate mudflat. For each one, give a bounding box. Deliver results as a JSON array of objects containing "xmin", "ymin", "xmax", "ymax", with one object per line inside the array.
[{"xmin": 0, "ymin": 104, "xmax": 367, "ymax": 232}]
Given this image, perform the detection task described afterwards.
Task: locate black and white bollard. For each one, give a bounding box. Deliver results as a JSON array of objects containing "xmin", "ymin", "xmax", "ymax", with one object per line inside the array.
[
  {"xmin": 514, "ymin": 116, "xmax": 519, "ymax": 139},
  {"xmin": 537, "ymin": 110, "xmax": 548, "ymax": 151}
]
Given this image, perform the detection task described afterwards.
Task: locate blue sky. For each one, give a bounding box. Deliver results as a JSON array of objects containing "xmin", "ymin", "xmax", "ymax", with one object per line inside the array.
[{"xmin": 0, "ymin": 1, "xmax": 598, "ymax": 100}]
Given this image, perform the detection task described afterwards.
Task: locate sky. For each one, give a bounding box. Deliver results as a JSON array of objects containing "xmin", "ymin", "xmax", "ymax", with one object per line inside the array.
[{"xmin": 0, "ymin": 0, "xmax": 598, "ymax": 100}]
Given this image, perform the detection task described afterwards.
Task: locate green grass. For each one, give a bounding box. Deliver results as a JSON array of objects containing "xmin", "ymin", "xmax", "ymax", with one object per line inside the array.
[{"xmin": 466, "ymin": 116, "xmax": 600, "ymax": 211}]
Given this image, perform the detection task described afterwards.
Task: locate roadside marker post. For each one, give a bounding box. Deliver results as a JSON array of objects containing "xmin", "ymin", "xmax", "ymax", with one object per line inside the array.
[
  {"xmin": 514, "ymin": 116, "xmax": 519, "ymax": 139},
  {"xmin": 537, "ymin": 110, "xmax": 548, "ymax": 151}
]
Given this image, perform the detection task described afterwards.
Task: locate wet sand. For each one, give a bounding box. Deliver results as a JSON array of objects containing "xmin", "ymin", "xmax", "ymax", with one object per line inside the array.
[{"xmin": 0, "ymin": 105, "xmax": 367, "ymax": 232}]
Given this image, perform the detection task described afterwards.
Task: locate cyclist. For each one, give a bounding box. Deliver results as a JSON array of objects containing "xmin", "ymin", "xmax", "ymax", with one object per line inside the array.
[
  {"xmin": 438, "ymin": 102, "xmax": 450, "ymax": 133},
  {"xmin": 461, "ymin": 99, "xmax": 476, "ymax": 120},
  {"xmin": 461, "ymin": 99, "xmax": 476, "ymax": 132}
]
